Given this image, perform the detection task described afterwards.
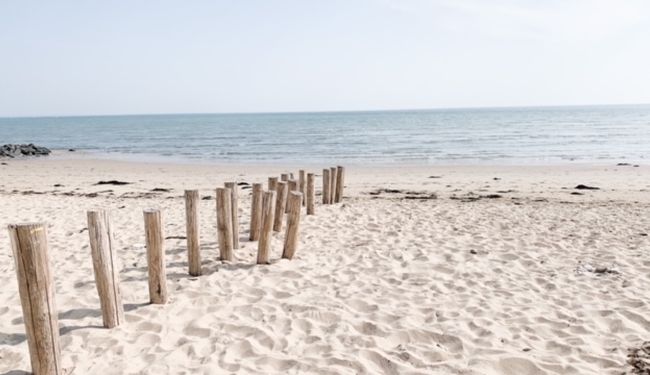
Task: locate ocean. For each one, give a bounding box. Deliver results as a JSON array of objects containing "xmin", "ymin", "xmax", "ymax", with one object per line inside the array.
[{"xmin": 1, "ymin": 105, "xmax": 649, "ymax": 165}]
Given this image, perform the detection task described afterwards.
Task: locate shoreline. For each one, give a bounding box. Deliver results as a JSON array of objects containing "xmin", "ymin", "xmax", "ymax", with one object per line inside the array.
[{"xmin": 6, "ymin": 148, "xmax": 647, "ymax": 169}]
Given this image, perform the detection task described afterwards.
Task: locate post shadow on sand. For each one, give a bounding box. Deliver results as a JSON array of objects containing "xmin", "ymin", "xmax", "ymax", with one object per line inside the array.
[
  {"xmin": 2, "ymin": 370, "xmax": 31, "ymax": 375},
  {"xmin": 0, "ymin": 332, "xmax": 26, "ymax": 345}
]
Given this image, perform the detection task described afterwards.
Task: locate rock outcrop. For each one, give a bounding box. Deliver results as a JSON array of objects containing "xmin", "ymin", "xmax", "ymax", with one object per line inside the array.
[{"xmin": 0, "ymin": 144, "xmax": 51, "ymax": 158}]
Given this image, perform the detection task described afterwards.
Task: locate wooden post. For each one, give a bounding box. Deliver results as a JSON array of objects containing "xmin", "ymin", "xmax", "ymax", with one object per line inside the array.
[
  {"xmin": 322, "ymin": 168, "xmax": 330, "ymax": 204},
  {"xmin": 184, "ymin": 190, "xmax": 201, "ymax": 276},
  {"xmin": 8, "ymin": 223, "xmax": 62, "ymax": 375},
  {"xmin": 280, "ymin": 173, "xmax": 289, "ymax": 182},
  {"xmin": 286, "ymin": 179, "xmax": 297, "ymax": 213},
  {"xmin": 307, "ymin": 173, "xmax": 315, "ymax": 215},
  {"xmin": 299, "ymin": 170, "xmax": 306, "ymax": 206},
  {"xmin": 216, "ymin": 187, "xmax": 234, "ymax": 261},
  {"xmin": 249, "ymin": 183, "xmax": 263, "ymax": 241},
  {"xmin": 224, "ymin": 182, "xmax": 239, "ymax": 249},
  {"xmin": 257, "ymin": 191, "xmax": 276, "ymax": 264},
  {"xmin": 273, "ymin": 181, "xmax": 288, "ymax": 232},
  {"xmin": 87, "ymin": 210, "xmax": 125, "ymax": 328},
  {"xmin": 288, "ymin": 179, "xmax": 298, "ymax": 192},
  {"xmin": 335, "ymin": 165, "xmax": 345, "ymax": 203},
  {"xmin": 144, "ymin": 209, "xmax": 168, "ymax": 304},
  {"xmin": 268, "ymin": 177, "xmax": 278, "ymax": 191},
  {"xmin": 330, "ymin": 167, "xmax": 337, "ymax": 204},
  {"xmin": 282, "ymin": 192, "xmax": 303, "ymax": 259}
]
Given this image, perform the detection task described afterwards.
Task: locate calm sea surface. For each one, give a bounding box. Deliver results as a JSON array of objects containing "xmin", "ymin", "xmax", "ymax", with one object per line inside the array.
[{"xmin": 1, "ymin": 105, "xmax": 649, "ymax": 165}]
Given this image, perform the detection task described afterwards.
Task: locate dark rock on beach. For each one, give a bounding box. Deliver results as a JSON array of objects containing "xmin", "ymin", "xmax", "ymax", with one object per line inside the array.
[
  {"xmin": 575, "ymin": 184, "xmax": 600, "ymax": 190},
  {"xmin": 0, "ymin": 143, "xmax": 51, "ymax": 158}
]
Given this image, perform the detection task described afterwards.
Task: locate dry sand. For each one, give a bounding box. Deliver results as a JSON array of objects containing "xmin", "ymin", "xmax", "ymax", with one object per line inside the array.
[{"xmin": 1, "ymin": 156, "xmax": 649, "ymax": 374}]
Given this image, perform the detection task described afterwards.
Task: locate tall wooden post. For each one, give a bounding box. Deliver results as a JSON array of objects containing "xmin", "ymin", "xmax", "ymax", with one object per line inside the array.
[
  {"xmin": 280, "ymin": 173, "xmax": 289, "ymax": 182},
  {"xmin": 273, "ymin": 181, "xmax": 288, "ymax": 232},
  {"xmin": 322, "ymin": 168, "xmax": 331, "ymax": 204},
  {"xmin": 144, "ymin": 209, "xmax": 168, "ymax": 304},
  {"xmin": 286, "ymin": 180, "xmax": 298, "ymax": 213},
  {"xmin": 184, "ymin": 190, "xmax": 201, "ymax": 276},
  {"xmin": 335, "ymin": 166, "xmax": 345, "ymax": 203},
  {"xmin": 8, "ymin": 223, "xmax": 62, "ymax": 375},
  {"xmin": 224, "ymin": 182, "xmax": 239, "ymax": 249},
  {"xmin": 216, "ymin": 187, "xmax": 234, "ymax": 261},
  {"xmin": 299, "ymin": 170, "xmax": 306, "ymax": 206},
  {"xmin": 306, "ymin": 173, "xmax": 315, "ymax": 215},
  {"xmin": 257, "ymin": 191, "xmax": 276, "ymax": 264},
  {"xmin": 282, "ymin": 192, "xmax": 303, "ymax": 260},
  {"xmin": 268, "ymin": 177, "xmax": 278, "ymax": 191},
  {"xmin": 249, "ymin": 183, "xmax": 263, "ymax": 241},
  {"xmin": 87, "ymin": 210, "xmax": 125, "ymax": 328},
  {"xmin": 329, "ymin": 167, "xmax": 337, "ymax": 204}
]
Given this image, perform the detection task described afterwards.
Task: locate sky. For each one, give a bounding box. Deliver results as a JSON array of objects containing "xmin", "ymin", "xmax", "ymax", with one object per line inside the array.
[{"xmin": 1, "ymin": 0, "xmax": 649, "ymax": 117}]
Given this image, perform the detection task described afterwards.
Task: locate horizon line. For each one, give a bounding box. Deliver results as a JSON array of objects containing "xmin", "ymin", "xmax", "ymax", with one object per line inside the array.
[{"xmin": 1, "ymin": 102, "xmax": 649, "ymax": 120}]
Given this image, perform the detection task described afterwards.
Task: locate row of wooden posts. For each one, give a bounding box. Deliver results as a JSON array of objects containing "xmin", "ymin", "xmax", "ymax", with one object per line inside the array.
[{"xmin": 7, "ymin": 166, "xmax": 345, "ymax": 375}]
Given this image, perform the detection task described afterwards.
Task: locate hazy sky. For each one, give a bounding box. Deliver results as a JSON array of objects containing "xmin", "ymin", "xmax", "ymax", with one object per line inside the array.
[{"xmin": 1, "ymin": 0, "xmax": 649, "ymax": 117}]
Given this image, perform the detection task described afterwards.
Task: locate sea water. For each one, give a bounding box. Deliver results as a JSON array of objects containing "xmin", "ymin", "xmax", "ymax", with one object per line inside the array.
[{"xmin": 1, "ymin": 105, "xmax": 649, "ymax": 165}]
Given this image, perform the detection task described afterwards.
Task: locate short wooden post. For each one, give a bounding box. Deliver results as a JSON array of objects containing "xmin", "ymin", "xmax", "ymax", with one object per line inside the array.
[
  {"xmin": 8, "ymin": 223, "xmax": 62, "ymax": 375},
  {"xmin": 280, "ymin": 173, "xmax": 289, "ymax": 182},
  {"xmin": 224, "ymin": 182, "xmax": 239, "ymax": 249},
  {"xmin": 257, "ymin": 191, "xmax": 276, "ymax": 264},
  {"xmin": 322, "ymin": 168, "xmax": 331, "ymax": 204},
  {"xmin": 330, "ymin": 167, "xmax": 337, "ymax": 204},
  {"xmin": 299, "ymin": 170, "xmax": 306, "ymax": 206},
  {"xmin": 216, "ymin": 187, "xmax": 234, "ymax": 261},
  {"xmin": 286, "ymin": 179, "xmax": 298, "ymax": 213},
  {"xmin": 184, "ymin": 190, "xmax": 201, "ymax": 276},
  {"xmin": 268, "ymin": 177, "xmax": 278, "ymax": 191},
  {"xmin": 307, "ymin": 173, "xmax": 315, "ymax": 215},
  {"xmin": 87, "ymin": 210, "xmax": 125, "ymax": 328},
  {"xmin": 282, "ymin": 192, "xmax": 303, "ymax": 259},
  {"xmin": 335, "ymin": 166, "xmax": 345, "ymax": 203},
  {"xmin": 273, "ymin": 181, "xmax": 288, "ymax": 232},
  {"xmin": 249, "ymin": 183, "xmax": 263, "ymax": 241},
  {"xmin": 144, "ymin": 209, "xmax": 168, "ymax": 304}
]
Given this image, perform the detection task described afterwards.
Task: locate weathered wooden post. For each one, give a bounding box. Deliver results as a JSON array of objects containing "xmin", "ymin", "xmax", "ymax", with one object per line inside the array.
[
  {"xmin": 286, "ymin": 179, "xmax": 298, "ymax": 213},
  {"xmin": 249, "ymin": 183, "xmax": 263, "ymax": 241},
  {"xmin": 307, "ymin": 173, "xmax": 315, "ymax": 215},
  {"xmin": 280, "ymin": 173, "xmax": 289, "ymax": 182},
  {"xmin": 184, "ymin": 190, "xmax": 201, "ymax": 276},
  {"xmin": 224, "ymin": 182, "xmax": 239, "ymax": 249},
  {"xmin": 8, "ymin": 223, "xmax": 62, "ymax": 375},
  {"xmin": 257, "ymin": 190, "xmax": 276, "ymax": 264},
  {"xmin": 216, "ymin": 187, "xmax": 234, "ymax": 261},
  {"xmin": 268, "ymin": 176, "xmax": 278, "ymax": 191},
  {"xmin": 144, "ymin": 209, "xmax": 168, "ymax": 304},
  {"xmin": 329, "ymin": 167, "xmax": 337, "ymax": 204},
  {"xmin": 299, "ymin": 170, "xmax": 306, "ymax": 206},
  {"xmin": 335, "ymin": 165, "xmax": 345, "ymax": 203},
  {"xmin": 87, "ymin": 210, "xmax": 125, "ymax": 328},
  {"xmin": 288, "ymin": 179, "xmax": 298, "ymax": 192},
  {"xmin": 282, "ymin": 192, "xmax": 303, "ymax": 259},
  {"xmin": 322, "ymin": 168, "xmax": 331, "ymax": 204},
  {"xmin": 273, "ymin": 181, "xmax": 288, "ymax": 232}
]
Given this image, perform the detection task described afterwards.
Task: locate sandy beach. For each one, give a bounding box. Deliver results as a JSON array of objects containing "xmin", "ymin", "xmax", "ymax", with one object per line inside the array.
[{"xmin": 0, "ymin": 156, "xmax": 649, "ymax": 374}]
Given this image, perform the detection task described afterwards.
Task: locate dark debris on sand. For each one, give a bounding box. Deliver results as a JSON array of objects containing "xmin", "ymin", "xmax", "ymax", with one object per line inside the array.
[
  {"xmin": 450, "ymin": 193, "xmax": 503, "ymax": 202},
  {"xmin": 367, "ymin": 188, "xmax": 437, "ymax": 200},
  {"xmin": 95, "ymin": 180, "xmax": 131, "ymax": 186},
  {"xmin": 628, "ymin": 341, "xmax": 650, "ymax": 374}
]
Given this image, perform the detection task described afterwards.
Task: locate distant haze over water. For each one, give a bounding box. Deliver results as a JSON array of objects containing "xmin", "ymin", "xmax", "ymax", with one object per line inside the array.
[{"xmin": 1, "ymin": 105, "xmax": 649, "ymax": 165}]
